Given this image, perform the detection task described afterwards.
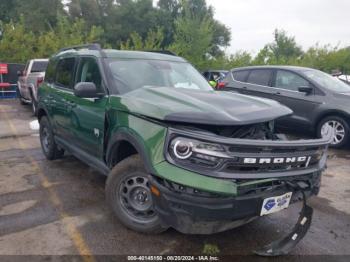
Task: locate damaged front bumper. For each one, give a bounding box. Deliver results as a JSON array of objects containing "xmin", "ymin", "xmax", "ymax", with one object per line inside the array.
[{"xmin": 149, "ymin": 172, "xmax": 320, "ymax": 235}]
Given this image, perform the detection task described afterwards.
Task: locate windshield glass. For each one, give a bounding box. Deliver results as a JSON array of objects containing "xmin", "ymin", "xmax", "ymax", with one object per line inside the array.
[
  {"xmin": 107, "ymin": 59, "xmax": 212, "ymax": 94},
  {"xmin": 303, "ymin": 69, "xmax": 350, "ymax": 93}
]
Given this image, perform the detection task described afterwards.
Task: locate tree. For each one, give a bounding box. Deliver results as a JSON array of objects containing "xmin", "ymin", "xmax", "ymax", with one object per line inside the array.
[
  {"xmin": 0, "ymin": 17, "xmax": 104, "ymax": 63},
  {"xmin": 15, "ymin": 0, "xmax": 65, "ymax": 32},
  {"xmin": 254, "ymin": 29, "xmax": 303, "ymax": 64},
  {"xmin": 170, "ymin": 1, "xmax": 213, "ymax": 69},
  {"xmin": 120, "ymin": 27, "xmax": 165, "ymax": 50}
]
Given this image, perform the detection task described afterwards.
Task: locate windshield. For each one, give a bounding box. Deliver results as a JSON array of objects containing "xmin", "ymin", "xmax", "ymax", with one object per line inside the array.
[
  {"xmin": 303, "ymin": 69, "xmax": 350, "ymax": 93},
  {"xmin": 107, "ymin": 59, "xmax": 212, "ymax": 94}
]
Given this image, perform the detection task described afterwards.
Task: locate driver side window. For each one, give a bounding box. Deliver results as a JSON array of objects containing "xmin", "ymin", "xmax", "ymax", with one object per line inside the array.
[
  {"xmin": 274, "ymin": 70, "xmax": 310, "ymax": 91},
  {"xmin": 75, "ymin": 57, "xmax": 102, "ymax": 90}
]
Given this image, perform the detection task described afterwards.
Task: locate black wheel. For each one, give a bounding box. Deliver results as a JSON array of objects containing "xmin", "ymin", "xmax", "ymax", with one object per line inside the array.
[
  {"xmin": 39, "ymin": 116, "xmax": 64, "ymax": 160},
  {"xmin": 31, "ymin": 93, "xmax": 38, "ymax": 116},
  {"xmin": 106, "ymin": 154, "xmax": 166, "ymax": 234},
  {"xmin": 317, "ymin": 116, "xmax": 349, "ymax": 148}
]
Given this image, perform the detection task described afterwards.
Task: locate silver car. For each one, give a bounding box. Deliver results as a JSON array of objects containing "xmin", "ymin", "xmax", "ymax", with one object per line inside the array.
[{"xmin": 18, "ymin": 59, "xmax": 48, "ymax": 115}]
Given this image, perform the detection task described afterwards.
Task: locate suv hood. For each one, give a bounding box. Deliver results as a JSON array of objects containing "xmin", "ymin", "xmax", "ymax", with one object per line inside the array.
[{"xmin": 117, "ymin": 86, "xmax": 292, "ymax": 125}]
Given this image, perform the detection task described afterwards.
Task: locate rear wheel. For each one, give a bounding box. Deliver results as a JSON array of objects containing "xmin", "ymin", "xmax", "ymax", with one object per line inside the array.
[
  {"xmin": 39, "ymin": 116, "xmax": 64, "ymax": 160},
  {"xmin": 106, "ymin": 154, "xmax": 166, "ymax": 234},
  {"xmin": 317, "ymin": 116, "xmax": 349, "ymax": 148}
]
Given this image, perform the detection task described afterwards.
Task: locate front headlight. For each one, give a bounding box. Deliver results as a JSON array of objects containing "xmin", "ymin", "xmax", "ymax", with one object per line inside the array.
[{"xmin": 168, "ymin": 137, "xmax": 230, "ymax": 168}]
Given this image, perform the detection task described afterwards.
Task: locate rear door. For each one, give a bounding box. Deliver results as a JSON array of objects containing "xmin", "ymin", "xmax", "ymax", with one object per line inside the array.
[
  {"xmin": 50, "ymin": 57, "xmax": 77, "ymax": 140},
  {"xmin": 67, "ymin": 56, "xmax": 107, "ymax": 158},
  {"xmin": 228, "ymin": 69, "xmax": 275, "ymax": 100},
  {"xmin": 271, "ymin": 69, "xmax": 319, "ymax": 130}
]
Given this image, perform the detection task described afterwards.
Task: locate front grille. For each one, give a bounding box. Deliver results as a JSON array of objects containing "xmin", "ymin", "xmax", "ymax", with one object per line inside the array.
[{"xmin": 221, "ymin": 154, "xmax": 321, "ymax": 173}]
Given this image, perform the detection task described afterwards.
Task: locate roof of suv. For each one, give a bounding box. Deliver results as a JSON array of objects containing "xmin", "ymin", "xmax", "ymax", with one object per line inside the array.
[
  {"xmin": 231, "ymin": 65, "xmax": 313, "ymax": 72},
  {"xmin": 55, "ymin": 48, "xmax": 186, "ymax": 62}
]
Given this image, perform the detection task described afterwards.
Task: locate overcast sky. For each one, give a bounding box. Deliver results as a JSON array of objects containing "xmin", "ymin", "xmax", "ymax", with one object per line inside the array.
[{"xmin": 206, "ymin": 0, "xmax": 350, "ymax": 54}]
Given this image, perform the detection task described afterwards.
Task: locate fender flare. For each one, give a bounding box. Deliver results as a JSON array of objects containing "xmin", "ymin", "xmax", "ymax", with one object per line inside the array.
[
  {"xmin": 36, "ymin": 104, "xmax": 49, "ymax": 122},
  {"xmin": 106, "ymin": 129, "xmax": 156, "ymax": 174}
]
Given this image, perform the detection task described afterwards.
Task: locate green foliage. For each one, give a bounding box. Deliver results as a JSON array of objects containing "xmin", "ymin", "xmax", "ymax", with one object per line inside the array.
[
  {"xmin": 120, "ymin": 27, "xmax": 165, "ymax": 51},
  {"xmin": 170, "ymin": 0, "xmax": 213, "ymax": 69},
  {"xmin": 253, "ymin": 29, "xmax": 303, "ymax": 65},
  {"xmin": 202, "ymin": 243, "xmax": 220, "ymax": 256},
  {"xmin": 0, "ymin": 17, "xmax": 103, "ymax": 63}
]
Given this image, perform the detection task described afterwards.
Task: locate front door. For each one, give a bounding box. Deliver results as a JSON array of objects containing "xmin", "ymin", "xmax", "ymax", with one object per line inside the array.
[
  {"xmin": 271, "ymin": 69, "xmax": 320, "ymax": 130},
  {"xmin": 67, "ymin": 57, "xmax": 107, "ymax": 158}
]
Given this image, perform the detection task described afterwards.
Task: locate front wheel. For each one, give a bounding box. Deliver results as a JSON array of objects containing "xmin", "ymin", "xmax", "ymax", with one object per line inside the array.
[
  {"xmin": 106, "ymin": 154, "xmax": 166, "ymax": 234},
  {"xmin": 317, "ymin": 116, "xmax": 349, "ymax": 148}
]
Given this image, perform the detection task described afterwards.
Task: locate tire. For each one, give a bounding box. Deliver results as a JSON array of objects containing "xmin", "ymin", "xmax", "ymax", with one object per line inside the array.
[
  {"xmin": 317, "ymin": 116, "xmax": 349, "ymax": 148},
  {"xmin": 17, "ymin": 87, "xmax": 26, "ymax": 105},
  {"xmin": 31, "ymin": 93, "xmax": 38, "ymax": 116},
  {"xmin": 106, "ymin": 154, "xmax": 166, "ymax": 234},
  {"xmin": 39, "ymin": 116, "xmax": 64, "ymax": 160}
]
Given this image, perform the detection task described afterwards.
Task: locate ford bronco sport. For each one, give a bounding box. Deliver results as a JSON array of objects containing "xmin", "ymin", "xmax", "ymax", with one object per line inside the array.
[{"xmin": 38, "ymin": 44, "xmax": 332, "ymax": 256}]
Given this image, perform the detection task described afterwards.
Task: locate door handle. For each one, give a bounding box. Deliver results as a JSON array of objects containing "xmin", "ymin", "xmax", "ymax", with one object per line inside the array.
[
  {"xmin": 242, "ymin": 86, "xmax": 247, "ymax": 89},
  {"xmin": 275, "ymin": 91, "xmax": 281, "ymax": 95}
]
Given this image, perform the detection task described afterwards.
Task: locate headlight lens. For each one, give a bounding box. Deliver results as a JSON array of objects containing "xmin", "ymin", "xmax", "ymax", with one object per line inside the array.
[
  {"xmin": 169, "ymin": 137, "xmax": 229, "ymax": 168},
  {"xmin": 173, "ymin": 139, "xmax": 193, "ymax": 159}
]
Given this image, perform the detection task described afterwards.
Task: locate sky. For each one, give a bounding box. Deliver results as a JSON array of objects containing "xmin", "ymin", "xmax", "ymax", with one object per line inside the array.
[{"xmin": 206, "ymin": 0, "xmax": 350, "ymax": 54}]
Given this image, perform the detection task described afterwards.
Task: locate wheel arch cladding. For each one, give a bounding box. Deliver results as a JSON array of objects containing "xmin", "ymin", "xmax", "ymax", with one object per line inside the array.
[{"xmin": 106, "ymin": 127, "xmax": 167, "ymax": 174}]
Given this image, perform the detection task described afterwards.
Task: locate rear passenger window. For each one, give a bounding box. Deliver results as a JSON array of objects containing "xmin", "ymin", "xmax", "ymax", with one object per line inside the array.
[
  {"xmin": 274, "ymin": 70, "xmax": 310, "ymax": 91},
  {"xmin": 232, "ymin": 70, "xmax": 249, "ymax": 82},
  {"xmin": 55, "ymin": 58, "xmax": 76, "ymax": 89},
  {"xmin": 247, "ymin": 70, "xmax": 272, "ymax": 86}
]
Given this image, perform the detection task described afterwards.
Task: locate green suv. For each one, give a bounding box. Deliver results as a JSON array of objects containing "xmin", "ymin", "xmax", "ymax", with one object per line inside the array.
[{"xmin": 38, "ymin": 44, "xmax": 332, "ymax": 255}]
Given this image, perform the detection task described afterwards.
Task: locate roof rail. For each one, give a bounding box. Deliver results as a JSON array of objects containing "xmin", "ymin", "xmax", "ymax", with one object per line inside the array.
[
  {"xmin": 58, "ymin": 43, "xmax": 102, "ymax": 53},
  {"xmin": 146, "ymin": 50, "xmax": 177, "ymax": 56}
]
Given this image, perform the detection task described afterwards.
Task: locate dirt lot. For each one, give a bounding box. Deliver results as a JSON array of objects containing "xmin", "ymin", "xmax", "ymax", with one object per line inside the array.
[{"xmin": 0, "ymin": 99, "xmax": 349, "ymax": 260}]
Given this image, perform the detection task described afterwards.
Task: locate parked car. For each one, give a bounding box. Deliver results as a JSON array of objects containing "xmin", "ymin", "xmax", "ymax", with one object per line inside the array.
[
  {"xmin": 203, "ymin": 70, "xmax": 228, "ymax": 88},
  {"xmin": 37, "ymin": 45, "xmax": 331, "ymax": 255},
  {"xmin": 222, "ymin": 66, "xmax": 350, "ymax": 148},
  {"xmin": 337, "ymin": 75, "xmax": 350, "ymax": 86},
  {"xmin": 18, "ymin": 59, "xmax": 49, "ymax": 115}
]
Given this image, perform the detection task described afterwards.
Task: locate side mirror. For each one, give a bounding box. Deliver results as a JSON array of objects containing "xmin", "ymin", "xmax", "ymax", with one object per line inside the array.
[
  {"xmin": 74, "ymin": 82, "xmax": 103, "ymax": 98},
  {"xmin": 298, "ymin": 86, "xmax": 313, "ymax": 95},
  {"xmin": 17, "ymin": 70, "xmax": 23, "ymax": 77}
]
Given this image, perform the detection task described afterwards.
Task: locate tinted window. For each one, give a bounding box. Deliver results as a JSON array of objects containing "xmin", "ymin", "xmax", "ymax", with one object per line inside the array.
[
  {"xmin": 55, "ymin": 58, "xmax": 76, "ymax": 88},
  {"xmin": 232, "ymin": 70, "xmax": 249, "ymax": 82},
  {"xmin": 31, "ymin": 61, "xmax": 48, "ymax": 72},
  {"xmin": 247, "ymin": 70, "xmax": 272, "ymax": 86},
  {"xmin": 274, "ymin": 70, "xmax": 309, "ymax": 91},
  {"xmin": 76, "ymin": 57, "xmax": 102, "ymax": 90},
  {"xmin": 203, "ymin": 72, "xmax": 210, "ymax": 80},
  {"xmin": 45, "ymin": 60, "xmax": 57, "ymax": 83}
]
